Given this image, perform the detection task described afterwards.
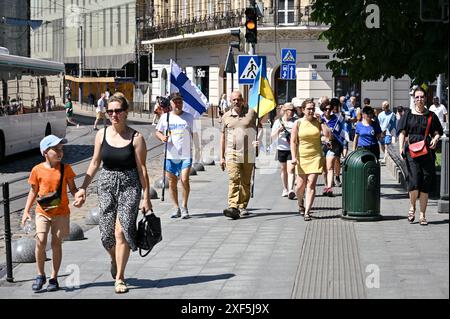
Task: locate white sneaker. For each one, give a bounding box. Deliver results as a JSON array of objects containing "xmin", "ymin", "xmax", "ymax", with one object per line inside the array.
[
  {"xmin": 171, "ymin": 208, "xmax": 181, "ymax": 218},
  {"xmin": 282, "ymin": 189, "xmax": 289, "ymax": 197},
  {"xmin": 181, "ymin": 207, "xmax": 190, "ymax": 219}
]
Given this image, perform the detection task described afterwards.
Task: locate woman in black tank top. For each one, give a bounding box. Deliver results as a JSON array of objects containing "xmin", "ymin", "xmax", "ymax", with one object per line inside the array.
[{"xmin": 74, "ymin": 93, "xmax": 153, "ymax": 294}]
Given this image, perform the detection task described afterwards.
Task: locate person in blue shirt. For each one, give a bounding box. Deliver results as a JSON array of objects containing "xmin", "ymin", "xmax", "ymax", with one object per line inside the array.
[
  {"xmin": 353, "ymin": 106, "xmax": 382, "ymax": 159},
  {"xmin": 341, "ymin": 95, "xmax": 358, "ymax": 157},
  {"xmin": 378, "ymin": 101, "xmax": 397, "ymax": 163}
]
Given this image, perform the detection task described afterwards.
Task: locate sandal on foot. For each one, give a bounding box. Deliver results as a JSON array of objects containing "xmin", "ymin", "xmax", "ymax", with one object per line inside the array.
[
  {"xmin": 110, "ymin": 260, "xmax": 117, "ymax": 279},
  {"xmin": 31, "ymin": 275, "xmax": 46, "ymax": 291},
  {"xmin": 419, "ymin": 217, "xmax": 428, "ymax": 226},
  {"xmin": 115, "ymin": 280, "xmax": 129, "ymax": 294},
  {"xmin": 298, "ymin": 205, "xmax": 305, "ymax": 216},
  {"xmin": 407, "ymin": 210, "xmax": 415, "ymax": 223},
  {"xmin": 304, "ymin": 213, "xmax": 312, "ymax": 221}
]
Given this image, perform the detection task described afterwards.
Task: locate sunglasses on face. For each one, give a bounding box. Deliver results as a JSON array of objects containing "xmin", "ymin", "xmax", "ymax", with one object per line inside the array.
[
  {"xmin": 325, "ymin": 108, "xmax": 333, "ymax": 111},
  {"xmin": 106, "ymin": 108, "xmax": 125, "ymax": 115},
  {"xmin": 415, "ymin": 96, "xmax": 425, "ymax": 100},
  {"xmin": 49, "ymin": 146, "xmax": 64, "ymax": 152}
]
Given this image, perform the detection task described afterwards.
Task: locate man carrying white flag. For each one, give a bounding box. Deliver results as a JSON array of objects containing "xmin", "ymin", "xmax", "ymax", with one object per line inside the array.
[{"xmin": 170, "ymin": 59, "xmax": 210, "ymax": 118}]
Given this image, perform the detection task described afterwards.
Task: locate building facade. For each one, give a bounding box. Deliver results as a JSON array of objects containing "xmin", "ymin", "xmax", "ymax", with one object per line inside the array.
[
  {"xmin": 143, "ymin": 0, "xmax": 412, "ymax": 111},
  {"xmin": 0, "ymin": 0, "xmax": 30, "ymax": 57},
  {"xmin": 30, "ymin": 0, "xmax": 142, "ymax": 105}
]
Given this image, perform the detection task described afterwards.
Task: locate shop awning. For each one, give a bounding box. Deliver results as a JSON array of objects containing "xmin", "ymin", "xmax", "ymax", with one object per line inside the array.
[{"xmin": 65, "ymin": 75, "xmax": 116, "ymax": 83}]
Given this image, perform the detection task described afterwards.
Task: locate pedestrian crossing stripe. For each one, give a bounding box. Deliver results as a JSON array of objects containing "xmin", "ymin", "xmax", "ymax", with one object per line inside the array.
[
  {"xmin": 239, "ymin": 57, "xmax": 259, "ymax": 80},
  {"xmin": 282, "ymin": 50, "xmax": 295, "ymax": 63}
]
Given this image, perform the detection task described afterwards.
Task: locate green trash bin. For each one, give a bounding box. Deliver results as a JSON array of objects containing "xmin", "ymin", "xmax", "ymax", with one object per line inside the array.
[{"xmin": 342, "ymin": 149, "xmax": 382, "ymax": 221}]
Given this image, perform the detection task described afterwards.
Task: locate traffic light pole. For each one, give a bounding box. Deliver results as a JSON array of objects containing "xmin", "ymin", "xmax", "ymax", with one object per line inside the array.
[{"xmin": 249, "ymin": 43, "xmax": 255, "ymax": 55}]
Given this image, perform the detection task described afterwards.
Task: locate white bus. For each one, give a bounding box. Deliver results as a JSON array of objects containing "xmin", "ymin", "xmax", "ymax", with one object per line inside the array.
[{"xmin": 0, "ymin": 47, "xmax": 66, "ymax": 161}]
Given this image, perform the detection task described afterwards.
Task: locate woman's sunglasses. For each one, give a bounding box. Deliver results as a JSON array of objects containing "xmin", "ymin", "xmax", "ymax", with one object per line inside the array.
[{"xmin": 106, "ymin": 108, "xmax": 125, "ymax": 115}]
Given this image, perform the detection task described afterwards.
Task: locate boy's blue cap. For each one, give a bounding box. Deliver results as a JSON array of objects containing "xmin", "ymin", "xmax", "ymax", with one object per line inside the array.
[{"xmin": 40, "ymin": 135, "xmax": 67, "ymax": 156}]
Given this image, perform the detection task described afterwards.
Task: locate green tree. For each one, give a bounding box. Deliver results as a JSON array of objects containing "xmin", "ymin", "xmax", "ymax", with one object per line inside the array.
[{"xmin": 311, "ymin": 0, "xmax": 448, "ymax": 84}]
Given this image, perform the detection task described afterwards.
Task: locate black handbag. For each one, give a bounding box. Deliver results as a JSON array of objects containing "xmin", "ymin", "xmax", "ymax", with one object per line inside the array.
[
  {"xmin": 37, "ymin": 163, "xmax": 64, "ymax": 212},
  {"xmin": 136, "ymin": 211, "xmax": 162, "ymax": 257}
]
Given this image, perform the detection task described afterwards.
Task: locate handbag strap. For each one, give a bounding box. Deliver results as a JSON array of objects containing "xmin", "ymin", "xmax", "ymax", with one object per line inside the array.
[
  {"xmin": 56, "ymin": 163, "xmax": 65, "ymax": 196},
  {"xmin": 424, "ymin": 113, "xmax": 432, "ymax": 138}
]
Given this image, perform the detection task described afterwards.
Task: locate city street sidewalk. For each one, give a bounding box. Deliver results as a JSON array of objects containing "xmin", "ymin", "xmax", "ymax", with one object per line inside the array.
[{"xmin": 0, "ymin": 149, "xmax": 448, "ymax": 299}]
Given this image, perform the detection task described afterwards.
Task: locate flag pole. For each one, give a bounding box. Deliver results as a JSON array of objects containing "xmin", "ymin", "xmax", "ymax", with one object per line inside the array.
[
  {"xmin": 250, "ymin": 85, "xmax": 261, "ymax": 199},
  {"xmin": 162, "ymin": 60, "xmax": 172, "ymax": 201}
]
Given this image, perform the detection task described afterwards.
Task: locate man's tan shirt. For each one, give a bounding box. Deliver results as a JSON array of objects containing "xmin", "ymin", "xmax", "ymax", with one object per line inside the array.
[{"xmin": 221, "ymin": 106, "xmax": 258, "ymax": 161}]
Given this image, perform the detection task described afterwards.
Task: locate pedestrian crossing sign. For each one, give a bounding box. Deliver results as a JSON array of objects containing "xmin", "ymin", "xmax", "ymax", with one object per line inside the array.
[
  {"xmin": 281, "ymin": 48, "xmax": 296, "ymax": 64},
  {"xmin": 238, "ymin": 55, "xmax": 267, "ymax": 84}
]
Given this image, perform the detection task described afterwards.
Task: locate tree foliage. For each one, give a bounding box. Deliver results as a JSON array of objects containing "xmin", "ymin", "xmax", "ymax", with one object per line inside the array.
[{"xmin": 310, "ymin": 0, "xmax": 448, "ymax": 84}]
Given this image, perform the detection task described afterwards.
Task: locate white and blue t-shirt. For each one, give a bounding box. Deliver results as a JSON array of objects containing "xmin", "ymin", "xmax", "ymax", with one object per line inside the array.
[
  {"xmin": 156, "ymin": 111, "xmax": 194, "ymax": 159},
  {"xmin": 378, "ymin": 111, "xmax": 396, "ymax": 136}
]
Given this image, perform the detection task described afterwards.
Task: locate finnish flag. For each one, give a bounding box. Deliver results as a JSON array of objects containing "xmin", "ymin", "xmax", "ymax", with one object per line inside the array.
[{"xmin": 170, "ymin": 60, "xmax": 209, "ymax": 118}]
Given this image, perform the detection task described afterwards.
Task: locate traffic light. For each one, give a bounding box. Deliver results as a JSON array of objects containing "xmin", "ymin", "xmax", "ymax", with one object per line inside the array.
[
  {"xmin": 230, "ymin": 29, "xmax": 242, "ymax": 51},
  {"xmin": 245, "ymin": 7, "xmax": 257, "ymax": 44}
]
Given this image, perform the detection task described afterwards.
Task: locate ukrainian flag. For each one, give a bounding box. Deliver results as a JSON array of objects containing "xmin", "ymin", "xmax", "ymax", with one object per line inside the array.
[{"xmin": 248, "ymin": 61, "xmax": 276, "ymax": 118}]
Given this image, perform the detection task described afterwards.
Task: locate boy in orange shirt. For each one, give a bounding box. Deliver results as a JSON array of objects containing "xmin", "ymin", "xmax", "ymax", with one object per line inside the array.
[{"xmin": 21, "ymin": 135, "xmax": 79, "ymax": 292}]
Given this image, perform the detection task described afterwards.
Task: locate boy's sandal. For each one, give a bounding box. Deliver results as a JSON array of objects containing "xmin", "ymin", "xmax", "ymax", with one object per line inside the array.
[
  {"xmin": 31, "ymin": 275, "xmax": 46, "ymax": 291},
  {"xmin": 419, "ymin": 217, "xmax": 428, "ymax": 226},
  {"xmin": 304, "ymin": 213, "xmax": 312, "ymax": 221},
  {"xmin": 114, "ymin": 280, "xmax": 129, "ymax": 294},
  {"xmin": 407, "ymin": 209, "xmax": 415, "ymax": 223}
]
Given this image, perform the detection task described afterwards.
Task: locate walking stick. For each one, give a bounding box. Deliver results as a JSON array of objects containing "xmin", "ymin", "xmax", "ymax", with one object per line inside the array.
[{"xmin": 161, "ymin": 112, "xmax": 170, "ymax": 201}]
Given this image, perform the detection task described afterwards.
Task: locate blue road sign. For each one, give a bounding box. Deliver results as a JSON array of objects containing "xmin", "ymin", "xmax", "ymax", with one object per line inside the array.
[
  {"xmin": 238, "ymin": 55, "xmax": 266, "ymax": 84},
  {"xmin": 280, "ymin": 63, "xmax": 296, "ymax": 80},
  {"xmin": 281, "ymin": 48, "xmax": 296, "ymax": 64}
]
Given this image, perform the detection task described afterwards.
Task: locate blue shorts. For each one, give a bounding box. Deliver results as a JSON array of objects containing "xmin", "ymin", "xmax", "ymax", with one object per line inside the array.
[
  {"xmin": 380, "ymin": 135, "xmax": 392, "ymax": 145},
  {"xmin": 165, "ymin": 158, "xmax": 192, "ymax": 177}
]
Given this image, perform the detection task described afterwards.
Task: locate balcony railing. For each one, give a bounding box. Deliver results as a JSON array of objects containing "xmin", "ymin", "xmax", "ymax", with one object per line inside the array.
[{"xmin": 141, "ymin": 6, "xmax": 322, "ymax": 41}]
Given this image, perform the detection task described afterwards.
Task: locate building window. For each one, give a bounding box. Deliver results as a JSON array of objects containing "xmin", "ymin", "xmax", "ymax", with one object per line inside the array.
[
  {"xmin": 274, "ymin": 66, "xmax": 296, "ymax": 105},
  {"xmin": 207, "ymin": 0, "xmax": 215, "ymax": 15},
  {"xmin": 161, "ymin": 68, "xmax": 168, "ymax": 96},
  {"xmin": 125, "ymin": 4, "xmax": 129, "ymax": 44},
  {"xmin": 117, "ymin": 7, "xmax": 121, "ymax": 45},
  {"xmin": 89, "ymin": 13, "xmax": 92, "ymax": 48},
  {"xmin": 195, "ymin": 66, "xmax": 209, "ymax": 100},
  {"xmin": 83, "ymin": 15, "xmax": 86, "ymax": 48},
  {"xmin": 182, "ymin": 0, "xmax": 187, "ymax": 20},
  {"xmin": 277, "ymin": 0, "xmax": 295, "ymax": 25},
  {"xmin": 110, "ymin": 8, "xmax": 113, "ymax": 46},
  {"xmin": 194, "ymin": 0, "xmax": 200, "ymax": 19},
  {"xmin": 45, "ymin": 24, "xmax": 48, "ymax": 52},
  {"xmin": 41, "ymin": 27, "xmax": 44, "ymax": 52},
  {"xmin": 335, "ymin": 73, "xmax": 362, "ymax": 107},
  {"xmin": 103, "ymin": 9, "xmax": 106, "ymax": 47}
]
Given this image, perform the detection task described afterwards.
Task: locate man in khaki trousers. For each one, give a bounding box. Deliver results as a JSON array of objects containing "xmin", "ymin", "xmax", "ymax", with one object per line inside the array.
[{"xmin": 220, "ymin": 91, "xmax": 261, "ymax": 219}]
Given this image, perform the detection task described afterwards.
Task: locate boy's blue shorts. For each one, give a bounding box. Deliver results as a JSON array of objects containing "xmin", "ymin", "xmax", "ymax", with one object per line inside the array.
[
  {"xmin": 165, "ymin": 158, "xmax": 192, "ymax": 177},
  {"xmin": 380, "ymin": 135, "xmax": 392, "ymax": 145}
]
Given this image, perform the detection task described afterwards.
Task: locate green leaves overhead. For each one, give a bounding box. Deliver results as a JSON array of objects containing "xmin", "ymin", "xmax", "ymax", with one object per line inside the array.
[{"xmin": 310, "ymin": 0, "xmax": 448, "ymax": 84}]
